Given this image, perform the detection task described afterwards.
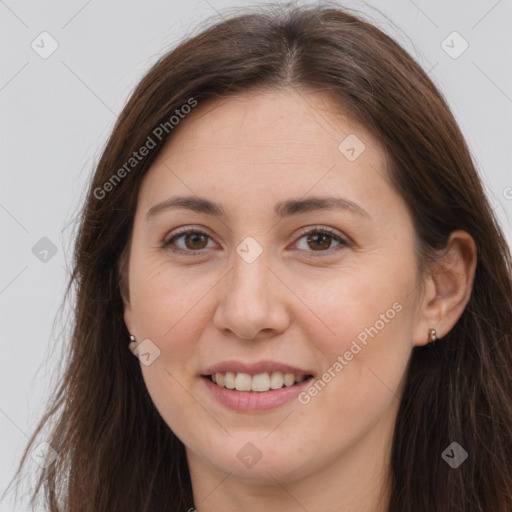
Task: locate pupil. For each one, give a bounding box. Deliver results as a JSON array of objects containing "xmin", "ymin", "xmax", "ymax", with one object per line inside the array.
[
  {"xmin": 308, "ymin": 233, "xmax": 330, "ymax": 250},
  {"xmin": 186, "ymin": 233, "xmax": 207, "ymax": 249}
]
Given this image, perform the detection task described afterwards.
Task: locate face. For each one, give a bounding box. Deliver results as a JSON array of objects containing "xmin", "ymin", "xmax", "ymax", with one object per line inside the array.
[{"xmin": 123, "ymin": 89, "xmax": 425, "ymax": 486}]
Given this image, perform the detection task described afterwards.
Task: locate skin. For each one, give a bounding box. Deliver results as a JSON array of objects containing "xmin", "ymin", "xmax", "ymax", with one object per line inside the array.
[{"xmin": 123, "ymin": 88, "xmax": 476, "ymax": 512}]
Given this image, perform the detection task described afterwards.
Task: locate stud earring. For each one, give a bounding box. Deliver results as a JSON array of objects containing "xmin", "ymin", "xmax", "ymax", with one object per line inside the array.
[
  {"xmin": 428, "ymin": 328, "xmax": 437, "ymax": 344},
  {"xmin": 129, "ymin": 335, "xmax": 136, "ymax": 344}
]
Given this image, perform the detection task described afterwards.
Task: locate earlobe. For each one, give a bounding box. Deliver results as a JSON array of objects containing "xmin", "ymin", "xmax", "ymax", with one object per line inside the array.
[
  {"xmin": 413, "ymin": 230, "xmax": 477, "ymax": 347},
  {"xmin": 123, "ymin": 306, "xmax": 138, "ymax": 354}
]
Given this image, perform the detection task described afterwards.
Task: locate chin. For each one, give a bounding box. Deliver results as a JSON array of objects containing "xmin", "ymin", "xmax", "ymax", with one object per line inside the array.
[{"xmin": 190, "ymin": 435, "xmax": 322, "ymax": 484}]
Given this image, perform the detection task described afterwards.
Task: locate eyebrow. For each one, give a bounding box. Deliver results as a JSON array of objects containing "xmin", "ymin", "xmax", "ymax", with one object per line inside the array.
[{"xmin": 146, "ymin": 194, "xmax": 371, "ymax": 221}]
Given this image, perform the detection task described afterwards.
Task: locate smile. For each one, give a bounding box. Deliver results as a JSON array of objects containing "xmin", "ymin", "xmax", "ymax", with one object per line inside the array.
[
  {"xmin": 207, "ymin": 371, "xmax": 312, "ymax": 392},
  {"xmin": 201, "ymin": 370, "xmax": 314, "ymax": 412}
]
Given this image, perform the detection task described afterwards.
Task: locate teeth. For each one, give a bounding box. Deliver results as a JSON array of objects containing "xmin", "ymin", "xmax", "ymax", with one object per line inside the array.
[
  {"xmin": 283, "ymin": 373, "xmax": 295, "ymax": 387},
  {"xmin": 235, "ymin": 372, "xmax": 252, "ymax": 391},
  {"xmin": 269, "ymin": 371, "xmax": 284, "ymax": 389},
  {"xmin": 211, "ymin": 371, "xmax": 308, "ymax": 392},
  {"xmin": 252, "ymin": 373, "xmax": 270, "ymax": 392},
  {"xmin": 224, "ymin": 372, "xmax": 235, "ymax": 389}
]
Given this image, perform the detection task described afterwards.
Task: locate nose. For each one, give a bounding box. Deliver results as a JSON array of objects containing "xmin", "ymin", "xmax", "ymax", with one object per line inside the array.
[{"xmin": 212, "ymin": 250, "xmax": 290, "ymax": 341}]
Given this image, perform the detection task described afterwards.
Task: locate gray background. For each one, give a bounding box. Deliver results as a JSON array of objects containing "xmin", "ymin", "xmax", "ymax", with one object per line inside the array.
[{"xmin": 1, "ymin": 0, "xmax": 511, "ymax": 509}]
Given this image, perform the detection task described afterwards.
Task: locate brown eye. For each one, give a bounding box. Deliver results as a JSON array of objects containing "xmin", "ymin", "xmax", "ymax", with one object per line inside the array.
[
  {"xmin": 306, "ymin": 232, "xmax": 333, "ymax": 251},
  {"xmin": 295, "ymin": 228, "xmax": 347, "ymax": 254},
  {"xmin": 163, "ymin": 229, "xmax": 214, "ymax": 255},
  {"xmin": 182, "ymin": 232, "xmax": 208, "ymax": 250},
  {"xmin": 164, "ymin": 227, "xmax": 348, "ymax": 257}
]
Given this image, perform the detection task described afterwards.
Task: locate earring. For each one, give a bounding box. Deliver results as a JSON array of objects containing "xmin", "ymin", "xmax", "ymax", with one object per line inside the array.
[
  {"xmin": 129, "ymin": 335, "xmax": 136, "ymax": 344},
  {"xmin": 428, "ymin": 328, "xmax": 437, "ymax": 344}
]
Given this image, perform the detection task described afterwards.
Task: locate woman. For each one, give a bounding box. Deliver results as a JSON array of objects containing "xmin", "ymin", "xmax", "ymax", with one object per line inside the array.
[{"xmin": 8, "ymin": 3, "xmax": 512, "ymax": 511}]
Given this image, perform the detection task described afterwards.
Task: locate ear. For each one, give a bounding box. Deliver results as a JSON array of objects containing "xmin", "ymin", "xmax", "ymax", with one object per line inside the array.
[
  {"xmin": 124, "ymin": 306, "xmax": 138, "ymax": 355},
  {"xmin": 123, "ymin": 302, "xmax": 134, "ymax": 337},
  {"xmin": 412, "ymin": 230, "xmax": 477, "ymax": 346},
  {"xmin": 118, "ymin": 245, "xmax": 137, "ymax": 353}
]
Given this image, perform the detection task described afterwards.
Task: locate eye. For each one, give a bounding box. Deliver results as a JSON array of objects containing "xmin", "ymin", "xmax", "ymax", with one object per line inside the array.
[
  {"xmin": 162, "ymin": 226, "xmax": 349, "ymax": 256},
  {"xmin": 162, "ymin": 228, "xmax": 216, "ymax": 256},
  {"xmin": 293, "ymin": 226, "xmax": 348, "ymax": 255}
]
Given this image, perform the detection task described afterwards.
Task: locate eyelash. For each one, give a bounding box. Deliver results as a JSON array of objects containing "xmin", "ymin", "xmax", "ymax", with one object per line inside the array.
[{"xmin": 162, "ymin": 226, "xmax": 349, "ymax": 257}]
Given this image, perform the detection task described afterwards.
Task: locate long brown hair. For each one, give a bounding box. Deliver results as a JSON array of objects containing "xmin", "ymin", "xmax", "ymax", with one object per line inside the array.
[{"xmin": 6, "ymin": 3, "xmax": 512, "ymax": 511}]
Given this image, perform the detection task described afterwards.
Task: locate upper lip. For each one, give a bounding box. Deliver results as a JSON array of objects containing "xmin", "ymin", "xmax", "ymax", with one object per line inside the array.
[{"xmin": 203, "ymin": 360, "xmax": 313, "ymax": 376}]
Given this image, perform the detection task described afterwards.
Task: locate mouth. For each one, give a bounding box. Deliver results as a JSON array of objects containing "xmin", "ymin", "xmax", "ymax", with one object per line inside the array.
[{"xmin": 203, "ymin": 371, "xmax": 314, "ymax": 392}]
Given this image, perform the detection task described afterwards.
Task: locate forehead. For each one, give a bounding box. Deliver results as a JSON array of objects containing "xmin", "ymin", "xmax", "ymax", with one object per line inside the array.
[
  {"xmin": 137, "ymin": 89, "xmax": 394, "ymax": 220},
  {"xmin": 158, "ymin": 89, "xmax": 383, "ymax": 162}
]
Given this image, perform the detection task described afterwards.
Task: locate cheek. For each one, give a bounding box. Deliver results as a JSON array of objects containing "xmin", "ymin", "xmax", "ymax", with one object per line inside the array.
[
  {"xmin": 128, "ymin": 264, "xmax": 196, "ymax": 381},
  {"xmin": 129, "ymin": 262, "xmax": 211, "ymax": 433},
  {"xmin": 298, "ymin": 252, "xmax": 417, "ymax": 349},
  {"xmin": 130, "ymin": 255, "xmax": 212, "ymax": 335},
  {"xmin": 296, "ymin": 254, "xmax": 417, "ymax": 412}
]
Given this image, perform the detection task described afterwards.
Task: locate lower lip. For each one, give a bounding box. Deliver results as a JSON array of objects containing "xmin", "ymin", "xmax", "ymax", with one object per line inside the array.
[{"xmin": 202, "ymin": 376, "xmax": 312, "ymax": 412}]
